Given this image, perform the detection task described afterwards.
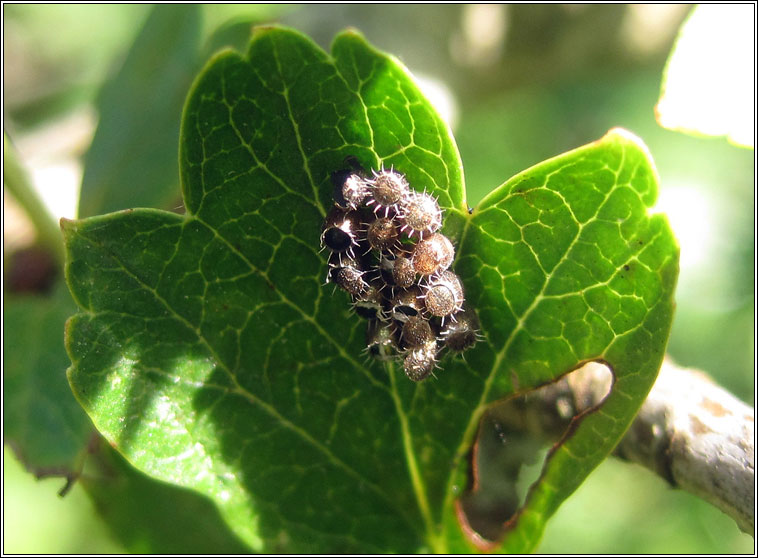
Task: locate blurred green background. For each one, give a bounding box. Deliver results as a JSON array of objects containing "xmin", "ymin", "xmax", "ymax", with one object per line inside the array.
[{"xmin": 3, "ymin": 4, "xmax": 753, "ymax": 553}]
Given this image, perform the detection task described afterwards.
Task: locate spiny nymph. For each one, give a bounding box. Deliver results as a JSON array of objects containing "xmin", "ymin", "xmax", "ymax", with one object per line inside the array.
[
  {"xmin": 424, "ymin": 270, "xmax": 464, "ymax": 320},
  {"xmin": 411, "ymin": 233, "xmax": 455, "ymax": 276},
  {"xmin": 366, "ymin": 168, "xmax": 410, "ymax": 216},
  {"xmin": 321, "ymin": 206, "xmax": 363, "ymax": 260},
  {"xmin": 400, "ymin": 191, "xmax": 442, "ymax": 239}
]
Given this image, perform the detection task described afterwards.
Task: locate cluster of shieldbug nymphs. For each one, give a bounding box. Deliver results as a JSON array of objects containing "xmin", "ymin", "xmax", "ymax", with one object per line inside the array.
[{"xmin": 321, "ymin": 159, "xmax": 480, "ymax": 382}]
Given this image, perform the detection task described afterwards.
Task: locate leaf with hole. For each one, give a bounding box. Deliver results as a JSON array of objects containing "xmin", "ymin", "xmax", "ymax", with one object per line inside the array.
[{"xmin": 63, "ymin": 26, "xmax": 678, "ymax": 552}]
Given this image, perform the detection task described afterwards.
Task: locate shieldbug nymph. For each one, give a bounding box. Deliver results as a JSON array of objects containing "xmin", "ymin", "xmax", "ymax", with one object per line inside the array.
[
  {"xmin": 390, "ymin": 286, "xmax": 425, "ymax": 322},
  {"xmin": 366, "ymin": 168, "xmax": 410, "ymax": 216},
  {"xmin": 321, "ymin": 206, "xmax": 363, "ymax": 259},
  {"xmin": 341, "ymin": 174, "xmax": 370, "ymax": 210},
  {"xmin": 411, "ymin": 233, "xmax": 455, "ymax": 276},
  {"xmin": 353, "ymin": 279, "xmax": 388, "ymax": 321},
  {"xmin": 423, "ymin": 270, "xmax": 465, "ymax": 320},
  {"xmin": 328, "ymin": 255, "xmax": 368, "ymax": 298},
  {"xmin": 366, "ymin": 216, "xmax": 401, "ymax": 254},
  {"xmin": 441, "ymin": 307, "xmax": 481, "ymax": 353},
  {"xmin": 400, "ymin": 315, "xmax": 435, "ymax": 349},
  {"xmin": 365, "ymin": 320, "xmax": 399, "ymax": 361},
  {"xmin": 403, "ymin": 339, "xmax": 438, "ymax": 382},
  {"xmin": 400, "ymin": 191, "xmax": 442, "ymax": 239},
  {"xmin": 331, "ymin": 156, "xmax": 368, "ymax": 209},
  {"xmin": 391, "ymin": 254, "xmax": 416, "ymax": 288}
]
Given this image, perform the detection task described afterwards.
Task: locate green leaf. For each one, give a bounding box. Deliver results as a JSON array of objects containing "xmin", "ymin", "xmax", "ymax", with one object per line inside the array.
[
  {"xmin": 80, "ymin": 438, "xmax": 251, "ymax": 554},
  {"xmin": 448, "ymin": 129, "xmax": 678, "ymax": 551},
  {"xmin": 4, "ymin": 283, "xmax": 93, "ymax": 474},
  {"xmin": 63, "ymin": 26, "xmax": 678, "ymax": 553},
  {"xmin": 78, "ymin": 5, "xmax": 202, "ymax": 217}
]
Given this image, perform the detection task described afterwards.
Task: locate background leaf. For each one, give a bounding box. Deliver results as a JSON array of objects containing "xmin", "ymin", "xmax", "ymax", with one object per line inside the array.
[
  {"xmin": 4, "ymin": 283, "xmax": 93, "ymax": 474},
  {"xmin": 63, "ymin": 26, "xmax": 677, "ymax": 552},
  {"xmin": 76, "ymin": 5, "xmax": 295, "ymax": 219},
  {"xmin": 78, "ymin": 5, "xmax": 202, "ymax": 217}
]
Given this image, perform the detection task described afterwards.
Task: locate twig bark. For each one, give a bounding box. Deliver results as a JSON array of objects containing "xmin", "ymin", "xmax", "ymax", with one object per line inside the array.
[
  {"xmin": 616, "ymin": 358, "xmax": 754, "ymax": 534},
  {"xmin": 489, "ymin": 357, "xmax": 755, "ymax": 535}
]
